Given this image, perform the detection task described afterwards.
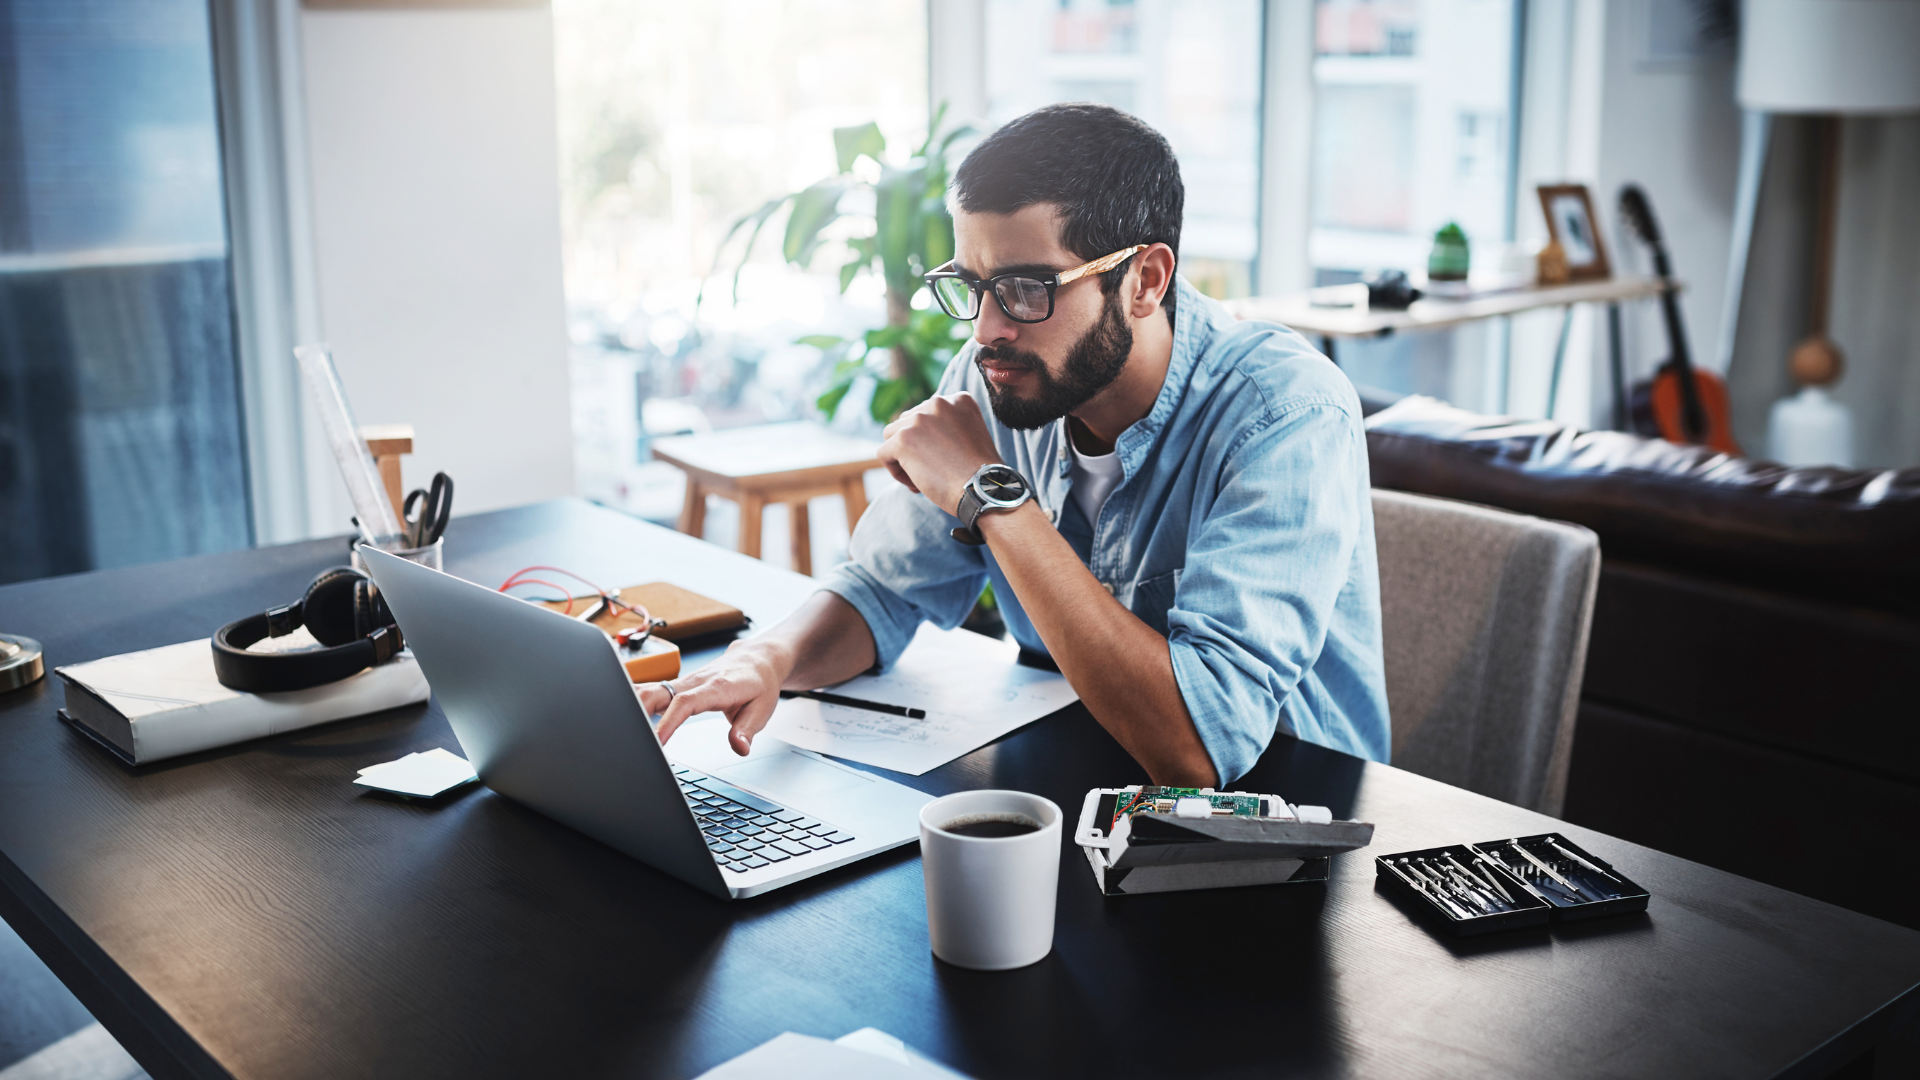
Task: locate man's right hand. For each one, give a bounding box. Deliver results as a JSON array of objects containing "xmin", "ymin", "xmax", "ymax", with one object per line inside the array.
[
  {"xmin": 637, "ymin": 637, "xmax": 792, "ymax": 757},
  {"xmin": 633, "ymin": 590, "xmax": 879, "ymax": 758}
]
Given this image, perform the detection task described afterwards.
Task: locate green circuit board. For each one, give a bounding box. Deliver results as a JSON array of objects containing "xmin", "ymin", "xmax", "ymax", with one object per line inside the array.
[{"xmin": 1109, "ymin": 786, "xmax": 1268, "ymax": 831}]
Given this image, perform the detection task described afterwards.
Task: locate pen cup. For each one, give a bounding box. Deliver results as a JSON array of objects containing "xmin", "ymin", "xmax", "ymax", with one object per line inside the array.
[
  {"xmin": 351, "ymin": 537, "xmax": 443, "ymax": 574},
  {"xmin": 919, "ymin": 790, "xmax": 1062, "ymax": 971}
]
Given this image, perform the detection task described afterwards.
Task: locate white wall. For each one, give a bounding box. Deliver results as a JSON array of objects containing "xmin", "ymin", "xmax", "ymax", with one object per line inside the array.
[
  {"xmin": 1588, "ymin": 0, "xmax": 1743, "ymax": 418},
  {"xmin": 1511, "ymin": 0, "xmax": 1742, "ymax": 430},
  {"xmin": 297, "ymin": 4, "xmax": 573, "ymax": 533}
]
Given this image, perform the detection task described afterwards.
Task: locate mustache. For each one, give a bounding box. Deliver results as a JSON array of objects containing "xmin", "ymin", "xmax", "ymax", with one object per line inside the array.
[{"xmin": 975, "ymin": 346, "xmax": 1040, "ymax": 369}]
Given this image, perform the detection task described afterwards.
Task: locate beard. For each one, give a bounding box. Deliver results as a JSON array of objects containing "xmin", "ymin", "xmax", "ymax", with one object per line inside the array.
[{"xmin": 975, "ymin": 288, "xmax": 1134, "ymax": 430}]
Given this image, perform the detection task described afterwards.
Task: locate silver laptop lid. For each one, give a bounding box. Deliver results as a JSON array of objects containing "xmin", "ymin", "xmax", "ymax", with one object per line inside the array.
[{"xmin": 360, "ymin": 548, "xmax": 728, "ymax": 899}]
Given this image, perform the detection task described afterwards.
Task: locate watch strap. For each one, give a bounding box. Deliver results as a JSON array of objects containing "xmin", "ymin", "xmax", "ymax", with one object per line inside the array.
[{"xmin": 950, "ymin": 486, "xmax": 988, "ymax": 545}]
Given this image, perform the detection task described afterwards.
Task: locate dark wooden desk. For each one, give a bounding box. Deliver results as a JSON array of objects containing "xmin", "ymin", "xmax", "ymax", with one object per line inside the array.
[{"xmin": 2, "ymin": 500, "xmax": 1916, "ymax": 1079}]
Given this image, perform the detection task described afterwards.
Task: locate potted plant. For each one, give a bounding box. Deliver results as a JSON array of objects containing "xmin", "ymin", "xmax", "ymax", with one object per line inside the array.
[{"xmin": 709, "ymin": 106, "xmax": 973, "ymax": 424}]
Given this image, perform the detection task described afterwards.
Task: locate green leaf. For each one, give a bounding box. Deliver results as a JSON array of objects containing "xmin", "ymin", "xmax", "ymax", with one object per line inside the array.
[
  {"xmin": 874, "ymin": 164, "xmax": 925, "ymax": 300},
  {"xmin": 865, "ymin": 324, "xmax": 907, "ymax": 348},
  {"xmin": 870, "ymin": 377, "xmax": 912, "ymax": 423},
  {"xmin": 839, "ymin": 258, "xmax": 862, "ymax": 294},
  {"xmin": 921, "ymin": 198, "xmax": 954, "ymax": 270},
  {"xmin": 783, "ymin": 177, "xmax": 852, "ymax": 266},
  {"xmin": 816, "ymin": 376, "xmax": 855, "ymax": 419},
  {"xmin": 796, "ymin": 334, "xmax": 844, "ymax": 349},
  {"xmin": 833, "ymin": 122, "xmax": 886, "ymax": 174}
]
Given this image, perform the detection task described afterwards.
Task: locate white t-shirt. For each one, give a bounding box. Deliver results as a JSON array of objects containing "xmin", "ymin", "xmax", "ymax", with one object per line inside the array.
[{"xmin": 1069, "ymin": 432, "xmax": 1124, "ymax": 526}]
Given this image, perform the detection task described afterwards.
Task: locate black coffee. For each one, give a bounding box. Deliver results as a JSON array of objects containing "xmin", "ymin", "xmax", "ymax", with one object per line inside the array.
[{"xmin": 941, "ymin": 815, "xmax": 1040, "ymax": 839}]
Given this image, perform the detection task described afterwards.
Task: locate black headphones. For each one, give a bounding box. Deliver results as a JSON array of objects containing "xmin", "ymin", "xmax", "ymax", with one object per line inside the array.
[{"xmin": 213, "ymin": 567, "xmax": 405, "ymax": 693}]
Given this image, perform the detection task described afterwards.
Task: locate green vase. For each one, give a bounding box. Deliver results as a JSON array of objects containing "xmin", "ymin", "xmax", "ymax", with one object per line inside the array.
[{"xmin": 1428, "ymin": 222, "xmax": 1470, "ymax": 282}]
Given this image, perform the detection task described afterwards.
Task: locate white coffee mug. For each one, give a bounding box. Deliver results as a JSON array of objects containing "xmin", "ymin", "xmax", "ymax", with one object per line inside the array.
[{"xmin": 918, "ymin": 789, "xmax": 1062, "ymax": 971}]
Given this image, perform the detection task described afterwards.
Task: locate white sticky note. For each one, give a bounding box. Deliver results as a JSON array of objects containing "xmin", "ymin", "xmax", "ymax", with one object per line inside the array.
[{"xmin": 353, "ymin": 747, "xmax": 478, "ymax": 798}]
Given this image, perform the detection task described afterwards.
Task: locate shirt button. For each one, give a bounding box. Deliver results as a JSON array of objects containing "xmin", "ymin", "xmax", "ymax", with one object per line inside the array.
[{"xmin": 1100, "ymin": 581, "xmax": 1115, "ymax": 595}]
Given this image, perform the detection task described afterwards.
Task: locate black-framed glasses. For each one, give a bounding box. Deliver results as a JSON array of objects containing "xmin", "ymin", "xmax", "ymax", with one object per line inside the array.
[{"xmin": 924, "ymin": 244, "xmax": 1147, "ymax": 323}]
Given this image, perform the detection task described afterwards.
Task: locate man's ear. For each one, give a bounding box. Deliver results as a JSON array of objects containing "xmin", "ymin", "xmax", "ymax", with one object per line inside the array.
[{"xmin": 1127, "ymin": 243, "xmax": 1177, "ymax": 320}]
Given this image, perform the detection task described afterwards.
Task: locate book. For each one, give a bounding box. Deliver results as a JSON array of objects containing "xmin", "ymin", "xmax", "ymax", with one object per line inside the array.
[{"xmin": 55, "ymin": 631, "xmax": 430, "ymax": 764}]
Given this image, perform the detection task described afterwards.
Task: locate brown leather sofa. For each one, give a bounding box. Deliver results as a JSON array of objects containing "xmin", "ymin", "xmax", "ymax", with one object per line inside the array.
[{"xmin": 1359, "ymin": 392, "xmax": 1920, "ymax": 930}]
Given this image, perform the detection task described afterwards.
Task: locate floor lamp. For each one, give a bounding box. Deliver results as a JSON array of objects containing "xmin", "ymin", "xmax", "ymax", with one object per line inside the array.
[{"xmin": 1738, "ymin": 0, "xmax": 1920, "ymax": 466}]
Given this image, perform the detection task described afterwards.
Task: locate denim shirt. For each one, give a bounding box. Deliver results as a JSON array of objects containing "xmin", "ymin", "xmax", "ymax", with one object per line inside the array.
[{"xmin": 820, "ymin": 277, "xmax": 1391, "ymax": 782}]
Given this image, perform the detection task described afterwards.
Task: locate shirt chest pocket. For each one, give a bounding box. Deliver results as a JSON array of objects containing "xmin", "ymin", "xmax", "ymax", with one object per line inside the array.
[{"xmin": 1127, "ymin": 568, "xmax": 1183, "ymax": 638}]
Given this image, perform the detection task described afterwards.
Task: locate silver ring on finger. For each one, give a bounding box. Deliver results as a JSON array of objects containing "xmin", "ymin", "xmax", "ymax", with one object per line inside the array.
[{"xmin": 657, "ymin": 682, "xmax": 677, "ymax": 710}]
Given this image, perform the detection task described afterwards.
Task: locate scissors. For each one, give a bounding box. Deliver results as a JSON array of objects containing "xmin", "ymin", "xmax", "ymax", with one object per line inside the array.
[{"xmin": 402, "ymin": 472, "xmax": 454, "ymax": 548}]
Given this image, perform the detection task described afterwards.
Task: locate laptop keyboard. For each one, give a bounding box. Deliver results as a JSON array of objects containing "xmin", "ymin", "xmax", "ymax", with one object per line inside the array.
[{"xmin": 672, "ymin": 766, "xmax": 856, "ymax": 874}]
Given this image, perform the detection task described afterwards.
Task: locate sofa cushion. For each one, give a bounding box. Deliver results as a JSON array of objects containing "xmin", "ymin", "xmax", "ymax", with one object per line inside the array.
[{"xmin": 1364, "ymin": 395, "xmax": 1920, "ymax": 615}]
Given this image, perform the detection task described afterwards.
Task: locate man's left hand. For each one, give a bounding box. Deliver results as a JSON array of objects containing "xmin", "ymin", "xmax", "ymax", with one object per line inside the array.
[{"xmin": 877, "ymin": 391, "xmax": 1001, "ymax": 516}]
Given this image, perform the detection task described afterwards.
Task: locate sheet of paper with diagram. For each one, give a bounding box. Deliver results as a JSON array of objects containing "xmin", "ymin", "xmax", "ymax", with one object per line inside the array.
[{"xmin": 763, "ymin": 623, "xmax": 1078, "ymax": 775}]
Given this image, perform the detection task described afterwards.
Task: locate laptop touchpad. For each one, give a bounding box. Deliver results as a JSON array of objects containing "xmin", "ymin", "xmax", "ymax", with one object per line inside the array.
[{"xmin": 711, "ymin": 752, "xmax": 873, "ymax": 803}]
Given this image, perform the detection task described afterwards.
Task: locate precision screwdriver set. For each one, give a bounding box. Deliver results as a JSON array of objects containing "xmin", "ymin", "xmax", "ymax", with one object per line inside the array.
[{"xmin": 1376, "ymin": 832, "xmax": 1650, "ymax": 936}]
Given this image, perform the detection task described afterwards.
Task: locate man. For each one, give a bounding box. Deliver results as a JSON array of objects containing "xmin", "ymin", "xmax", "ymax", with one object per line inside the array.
[{"xmin": 644, "ymin": 103, "xmax": 1389, "ymax": 788}]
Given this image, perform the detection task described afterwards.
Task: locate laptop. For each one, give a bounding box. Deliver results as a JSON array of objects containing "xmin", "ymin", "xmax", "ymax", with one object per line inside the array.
[{"xmin": 360, "ymin": 548, "xmax": 932, "ymax": 899}]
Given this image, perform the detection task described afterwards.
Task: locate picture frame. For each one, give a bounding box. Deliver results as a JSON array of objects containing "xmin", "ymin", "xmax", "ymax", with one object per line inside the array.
[{"xmin": 1537, "ymin": 184, "xmax": 1612, "ymax": 281}]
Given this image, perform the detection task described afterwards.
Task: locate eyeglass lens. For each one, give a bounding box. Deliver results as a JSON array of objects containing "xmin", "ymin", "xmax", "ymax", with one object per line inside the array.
[
  {"xmin": 932, "ymin": 276, "xmax": 978, "ymax": 319},
  {"xmin": 932, "ymin": 275, "xmax": 1053, "ymax": 322},
  {"xmin": 994, "ymin": 278, "xmax": 1051, "ymax": 321}
]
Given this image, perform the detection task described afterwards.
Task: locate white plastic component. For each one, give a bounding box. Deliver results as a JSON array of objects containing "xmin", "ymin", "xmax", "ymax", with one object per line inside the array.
[
  {"xmin": 1295, "ymin": 805, "xmax": 1334, "ymax": 825},
  {"xmin": 1174, "ymin": 796, "xmax": 1212, "ymax": 819}
]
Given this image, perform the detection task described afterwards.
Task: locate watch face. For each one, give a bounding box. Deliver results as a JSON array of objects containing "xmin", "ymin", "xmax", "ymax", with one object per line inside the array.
[{"xmin": 975, "ymin": 465, "xmax": 1029, "ymax": 508}]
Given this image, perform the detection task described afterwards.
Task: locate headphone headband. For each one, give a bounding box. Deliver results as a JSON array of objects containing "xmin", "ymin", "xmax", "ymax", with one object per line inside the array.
[{"xmin": 211, "ymin": 569, "xmax": 405, "ymax": 693}]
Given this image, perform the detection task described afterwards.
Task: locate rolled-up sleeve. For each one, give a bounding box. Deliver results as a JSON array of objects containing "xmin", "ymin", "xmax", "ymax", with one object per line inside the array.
[
  {"xmin": 1165, "ymin": 399, "xmax": 1369, "ymax": 783},
  {"xmin": 817, "ymin": 356, "xmax": 991, "ymax": 668},
  {"xmin": 819, "ymin": 484, "xmax": 988, "ymax": 668}
]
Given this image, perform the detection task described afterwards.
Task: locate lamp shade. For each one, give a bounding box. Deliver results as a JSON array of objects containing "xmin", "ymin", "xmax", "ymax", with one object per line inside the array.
[{"xmin": 1739, "ymin": 0, "xmax": 1920, "ymax": 113}]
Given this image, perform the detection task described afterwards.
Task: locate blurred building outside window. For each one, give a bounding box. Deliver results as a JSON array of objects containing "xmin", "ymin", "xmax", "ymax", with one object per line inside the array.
[
  {"xmin": 552, "ymin": 0, "xmax": 925, "ymax": 566},
  {"xmin": 1306, "ymin": 0, "xmax": 1524, "ymax": 412},
  {"xmin": 983, "ymin": 0, "xmax": 1264, "ymax": 301},
  {"xmin": 0, "ymin": 0, "xmax": 251, "ymax": 585}
]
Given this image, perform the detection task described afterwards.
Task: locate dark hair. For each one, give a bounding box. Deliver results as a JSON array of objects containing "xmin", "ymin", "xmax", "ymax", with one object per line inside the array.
[{"xmin": 952, "ymin": 103, "xmax": 1183, "ymax": 325}]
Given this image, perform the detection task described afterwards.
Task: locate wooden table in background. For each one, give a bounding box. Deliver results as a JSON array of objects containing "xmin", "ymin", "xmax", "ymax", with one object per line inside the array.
[
  {"xmin": 1227, "ymin": 275, "xmax": 1672, "ymax": 425},
  {"xmin": 651, "ymin": 422, "xmax": 880, "ymax": 576}
]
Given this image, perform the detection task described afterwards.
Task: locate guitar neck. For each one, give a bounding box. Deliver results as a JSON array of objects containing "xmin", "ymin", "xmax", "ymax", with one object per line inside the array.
[{"xmin": 1648, "ymin": 243, "xmax": 1706, "ymax": 436}]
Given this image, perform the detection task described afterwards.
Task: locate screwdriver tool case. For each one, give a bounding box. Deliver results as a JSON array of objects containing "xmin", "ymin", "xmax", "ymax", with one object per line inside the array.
[{"xmin": 1377, "ymin": 832, "xmax": 1650, "ymax": 937}]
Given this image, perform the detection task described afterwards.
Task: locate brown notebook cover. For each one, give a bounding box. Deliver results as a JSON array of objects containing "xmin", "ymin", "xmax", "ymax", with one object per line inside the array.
[{"xmin": 537, "ymin": 582, "xmax": 745, "ymax": 643}]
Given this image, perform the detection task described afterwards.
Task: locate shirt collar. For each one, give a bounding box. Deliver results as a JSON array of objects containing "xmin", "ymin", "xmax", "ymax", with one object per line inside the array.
[{"xmin": 1110, "ymin": 275, "xmax": 1212, "ymax": 475}]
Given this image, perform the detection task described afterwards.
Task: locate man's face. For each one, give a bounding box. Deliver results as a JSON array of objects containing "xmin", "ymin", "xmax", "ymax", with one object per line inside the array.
[{"xmin": 950, "ymin": 204, "xmax": 1134, "ymax": 430}]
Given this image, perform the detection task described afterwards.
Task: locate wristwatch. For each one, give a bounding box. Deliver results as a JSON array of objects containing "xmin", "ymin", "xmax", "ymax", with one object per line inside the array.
[{"xmin": 950, "ymin": 463, "xmax": 1032, "ymax": 545}]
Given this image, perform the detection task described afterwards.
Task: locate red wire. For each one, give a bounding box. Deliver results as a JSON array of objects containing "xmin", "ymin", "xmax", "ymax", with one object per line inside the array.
[
  {"xmin": 498, "ymin": 578, "xmax": 579, "ymax": 613},
  {"xmin": 497, "ymin": 565, "xmax": 653, "ymax": 626}
]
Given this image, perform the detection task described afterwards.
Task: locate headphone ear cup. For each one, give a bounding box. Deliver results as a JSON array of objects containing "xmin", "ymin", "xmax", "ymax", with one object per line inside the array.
[{"xmin": 304, "ymin": 567, "xmax": 369, "ymax": 647}]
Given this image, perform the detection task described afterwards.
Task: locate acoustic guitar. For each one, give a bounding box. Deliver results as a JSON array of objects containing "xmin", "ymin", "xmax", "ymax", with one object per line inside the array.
[{"xmin": 1620, "ymin": 185, "xmax": 1742, "ymax": 455}]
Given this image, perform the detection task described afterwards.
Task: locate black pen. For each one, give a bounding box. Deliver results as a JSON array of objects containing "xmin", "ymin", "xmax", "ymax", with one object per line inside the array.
[{"xmin": 779, "ymin": 689, "xmax": 926, "ymax": 719}]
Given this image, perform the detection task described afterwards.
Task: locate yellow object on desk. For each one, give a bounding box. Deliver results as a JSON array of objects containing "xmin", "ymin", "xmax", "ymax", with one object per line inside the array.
[{"xmin": 613, "ymin": 636, "xmax": 680, "ymax": 685}]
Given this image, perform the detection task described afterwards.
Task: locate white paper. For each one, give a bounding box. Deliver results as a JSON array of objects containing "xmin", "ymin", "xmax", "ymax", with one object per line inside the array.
[
  {"xmin": 354, "ymin": 748, "xmax": 477, "ymax": 797},
  {"xmin": 693, "ymin": 1029, "xmax": 969, "ymax": 1080},
  {"xmin": 761, "ymin": 624, "xmax": 1077, "ymax": 775}
]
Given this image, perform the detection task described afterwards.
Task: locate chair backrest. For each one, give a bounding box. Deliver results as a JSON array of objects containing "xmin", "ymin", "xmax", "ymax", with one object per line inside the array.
[{"xmin": 1372, "ymin": 488, "xmax": 1600, "ymax": 815}]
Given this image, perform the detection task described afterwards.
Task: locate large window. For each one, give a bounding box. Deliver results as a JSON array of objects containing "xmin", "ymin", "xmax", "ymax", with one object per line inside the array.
[
  {"xmin": 1303, "ymin": 0, "xmax": 1522, "ymax": 409},
  {"xmin": 983, "ymin": 0, "xmax": 1264, "ymax": 298},
  {"xmin": 0, "ymin": 0, "xmax": 250, "ymax": 584},
  {"xmin": 1309, "ymin": 0, "xmax": 1518, "ymax": 277},
  {"xmin": 553, "ymin": 0, "xmax": 926, "ymax": 541}
]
